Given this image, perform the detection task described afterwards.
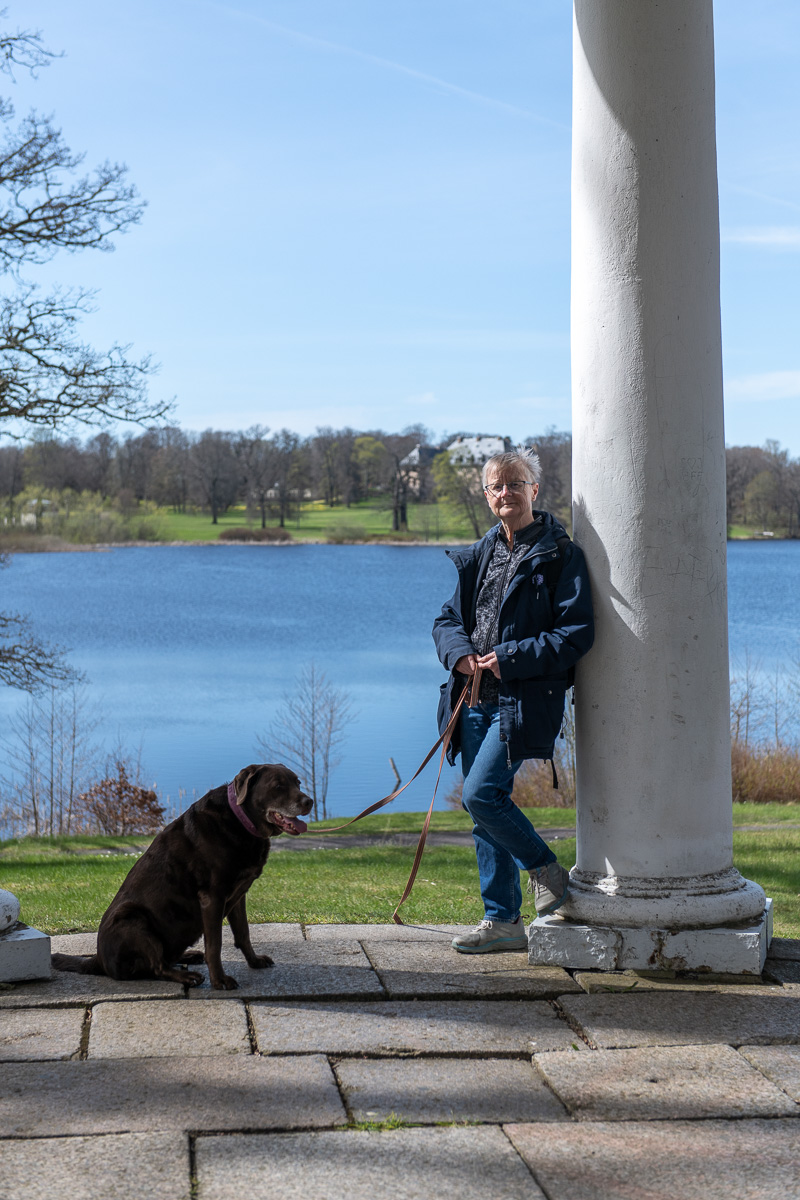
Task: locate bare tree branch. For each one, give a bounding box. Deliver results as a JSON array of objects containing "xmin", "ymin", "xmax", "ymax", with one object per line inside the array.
[{"xmin": 0, "ymin": 612, "xmax": 76, "ymax": 691}]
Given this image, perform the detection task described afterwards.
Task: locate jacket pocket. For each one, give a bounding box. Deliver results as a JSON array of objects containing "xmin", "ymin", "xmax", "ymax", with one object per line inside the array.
[{"xmin": 517, "ymin": 678, "xmax": 567, "ymax": 749}]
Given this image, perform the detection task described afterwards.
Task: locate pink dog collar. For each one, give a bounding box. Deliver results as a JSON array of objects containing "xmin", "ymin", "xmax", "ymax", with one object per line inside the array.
[{"xmin": 227, "ymin": 781, "xmax": 266, "ymax": 838}]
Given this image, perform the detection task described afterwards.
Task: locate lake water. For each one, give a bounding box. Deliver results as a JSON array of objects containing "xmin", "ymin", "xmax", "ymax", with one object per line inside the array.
[{"xmin": 1, "ymin": 540, "xmax": 798, "ymax": 818}]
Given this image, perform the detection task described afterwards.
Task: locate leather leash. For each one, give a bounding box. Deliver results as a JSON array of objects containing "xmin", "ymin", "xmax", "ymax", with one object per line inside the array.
[{"xmin": 310, "ymin": 680, "xmax": 473, "ymax": 923}]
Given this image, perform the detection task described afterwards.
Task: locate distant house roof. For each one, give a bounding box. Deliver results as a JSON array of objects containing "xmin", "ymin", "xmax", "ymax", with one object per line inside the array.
[
  {"xmin": 399, "ymin": 443, "xmax": 443, "ymax": 469},
  {"xmin": 445, "ymin": 435, "xmax": 512, "ymax": 464}
]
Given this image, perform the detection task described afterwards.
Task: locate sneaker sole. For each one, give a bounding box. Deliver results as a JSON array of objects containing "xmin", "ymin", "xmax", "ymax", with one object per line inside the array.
[
  {"xmin": 452, "ymin": 937, "xmax": 528, "ymax": 954},
  {"xmin": 536, "ymin": 885, "xmax": 569, "ymax": 917}
]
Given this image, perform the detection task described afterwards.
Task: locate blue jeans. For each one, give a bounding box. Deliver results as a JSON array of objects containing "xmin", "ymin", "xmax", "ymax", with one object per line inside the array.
[{"xmin": 460, "ymin": 703, "xmax": 557, "ymax": 923}]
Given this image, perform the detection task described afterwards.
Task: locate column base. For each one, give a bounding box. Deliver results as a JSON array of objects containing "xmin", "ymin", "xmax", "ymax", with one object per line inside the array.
[
  {"xmin": 0, "ymin": 922, "xmax": 52, "ymax": 982},
  {"xmin": 560, "ymin": 866, "xmax": 766, "ymax": 929},
  {"xmin": 528, "ymin": 899, "xmax": 773, "ymax": 976}
]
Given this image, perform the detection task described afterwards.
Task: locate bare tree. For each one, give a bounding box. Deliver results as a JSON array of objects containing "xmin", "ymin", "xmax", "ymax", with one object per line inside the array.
[
  {"xmin": 189, "ymin": 430, "xmax": 238, "ymax": 524},
  {"xmin": 256, "ymin": 663, "xmax": 355, "ymax": 821},
  {"xmin": 0, "ymin": 15, "xmax": 165, "ymax": 692},
  {"xmin": 0, "ymin": 682, "xmax": 97, "ymax": 835},
  {"xmin": 234, "ymin": 424, "xmax": 274, "ymax": 528}
]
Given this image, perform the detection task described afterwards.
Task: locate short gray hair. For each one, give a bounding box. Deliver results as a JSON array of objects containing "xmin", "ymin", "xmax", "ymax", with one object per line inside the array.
[{"xmin": 481, "ymin": 449, "xmax": 541, "ymax": 489}]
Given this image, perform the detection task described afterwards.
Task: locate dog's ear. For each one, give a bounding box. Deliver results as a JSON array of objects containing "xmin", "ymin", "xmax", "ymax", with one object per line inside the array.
[{"xmin": 233, "ymin": 764, "xmax": 269, "ymax": 807}]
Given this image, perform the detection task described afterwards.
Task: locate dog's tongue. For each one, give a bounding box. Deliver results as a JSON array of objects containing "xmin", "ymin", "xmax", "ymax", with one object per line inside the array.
[{"xmin": 285, "ymin": 816, "xmax": 307, "ymax": 836}]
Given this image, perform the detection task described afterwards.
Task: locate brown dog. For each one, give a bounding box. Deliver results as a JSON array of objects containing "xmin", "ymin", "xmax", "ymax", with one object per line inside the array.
[{"xmin": 51, "ymin": 763, "xmax": 312, "ymax": 990}]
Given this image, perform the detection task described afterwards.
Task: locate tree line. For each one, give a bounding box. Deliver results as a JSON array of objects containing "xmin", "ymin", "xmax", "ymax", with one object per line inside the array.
[{"xmin": 2, "ymin": 425, "xmax": 798, "ymax": 536}]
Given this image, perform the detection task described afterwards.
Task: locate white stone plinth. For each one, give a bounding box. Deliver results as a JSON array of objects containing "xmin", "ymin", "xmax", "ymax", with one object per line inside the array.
[
  {"xmin": 0, "ymin": 922, "xmax": 52, "ymax": 982},
  {"xmin": 529, "ymin": 900, "xmax": 772, "ymax": 977},
  {"xmin": 0, "ymin": 888, "xmax": 21, "ymax": 933}
]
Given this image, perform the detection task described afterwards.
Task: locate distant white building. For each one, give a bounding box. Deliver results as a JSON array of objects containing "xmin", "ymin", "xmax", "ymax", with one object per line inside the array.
[{"xmin": 445, "ymin": 435, "xmax": 513, "ymax": 465}]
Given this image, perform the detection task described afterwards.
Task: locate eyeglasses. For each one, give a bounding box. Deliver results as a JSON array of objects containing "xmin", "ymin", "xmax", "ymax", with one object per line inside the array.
[{"xmin": 484, "ymin": 480, "xmax": 531, "ymax": 497}]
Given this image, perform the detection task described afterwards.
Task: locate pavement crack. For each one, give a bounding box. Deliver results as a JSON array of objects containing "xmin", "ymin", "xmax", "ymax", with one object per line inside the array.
[
  {"xmin": 77, "ymin": 1005, "xmax": 92, "ymax": 1060},
  {"xmin": 548, "ymin": 998, "xmax": 596, "ymax": 1048},
  {"xmin": 244, "ymin": 1003, "xmax": 260, "ymax": 1055}
]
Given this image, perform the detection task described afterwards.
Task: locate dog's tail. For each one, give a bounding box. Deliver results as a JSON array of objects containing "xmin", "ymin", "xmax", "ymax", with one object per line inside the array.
[{"xmin": 51, "ymin": 952, "xmax": 106, "ymax": 976}]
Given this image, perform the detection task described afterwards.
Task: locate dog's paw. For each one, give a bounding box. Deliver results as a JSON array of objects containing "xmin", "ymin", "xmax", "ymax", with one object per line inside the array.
[
  {"xmin": 248, "ymin": 954, "xmax": 274, "ymax": 970},
  {"xmin": 211, "ymin": 974, "xmax": 239, "ymax": 990},
  {"xmin": 180, "ymin": 951, "xmax": 205, "ymax": 965},
  {"xmin": 184, "ymin": 972, "xmax": 205, "ymax": 987}
]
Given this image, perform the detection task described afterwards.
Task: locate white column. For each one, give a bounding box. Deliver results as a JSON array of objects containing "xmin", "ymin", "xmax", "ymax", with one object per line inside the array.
[{"xmin": 531, "ymin": 0, "xmax": 768, "ymax": 973}]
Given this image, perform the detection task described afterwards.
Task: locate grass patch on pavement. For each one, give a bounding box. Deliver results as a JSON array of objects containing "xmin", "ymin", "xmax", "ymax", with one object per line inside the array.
[{"xmin": 3, "ymin": 816, "xmax": 799, "ymax": 938}]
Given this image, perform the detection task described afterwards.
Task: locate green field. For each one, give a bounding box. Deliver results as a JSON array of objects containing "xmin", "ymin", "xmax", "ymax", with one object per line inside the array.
[
  {"xmin": 3, "ymin": 804, "xmax": 798, "ymax": 938},
  {"xmin": 156, "ymin": 500, "xmax": 481, "ymax": 545}
]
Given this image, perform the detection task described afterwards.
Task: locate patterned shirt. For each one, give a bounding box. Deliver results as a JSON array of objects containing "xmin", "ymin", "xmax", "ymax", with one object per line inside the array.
[{"xmin": 466, "ymin": 516, "xmax": 544, "ymax": 704}]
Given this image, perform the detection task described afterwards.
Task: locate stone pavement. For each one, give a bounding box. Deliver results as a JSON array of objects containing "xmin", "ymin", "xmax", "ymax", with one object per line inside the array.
[{"xmin": 0, "ymin": 924, "xmax": 798, "ymax": 1200}]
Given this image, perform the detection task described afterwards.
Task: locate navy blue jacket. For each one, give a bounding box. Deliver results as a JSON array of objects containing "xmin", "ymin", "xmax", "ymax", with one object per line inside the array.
[{"xmin": 432, "ymin": 513, "xmax": 594, "ymax": 764}]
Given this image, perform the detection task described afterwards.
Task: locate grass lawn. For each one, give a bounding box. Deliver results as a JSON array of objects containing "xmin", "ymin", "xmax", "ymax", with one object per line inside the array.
[
  {"xmin": 3, "ymin": 804, "xmax": 798, "ymax": 938},
  {"xmin": 156, "ymin": 501, "xmax": 481, "ymax": 544}
]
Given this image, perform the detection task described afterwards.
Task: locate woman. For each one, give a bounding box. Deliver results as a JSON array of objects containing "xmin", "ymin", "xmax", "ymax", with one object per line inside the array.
[{"xmin": 433, "ymin": 450, "xmax": 594, "ymax": 953}]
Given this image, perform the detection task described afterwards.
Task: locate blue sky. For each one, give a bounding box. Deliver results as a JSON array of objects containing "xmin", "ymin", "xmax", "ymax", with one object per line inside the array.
[{"xmin": 11, "ymin": 0, "xmax": 800, "ymax": 453}]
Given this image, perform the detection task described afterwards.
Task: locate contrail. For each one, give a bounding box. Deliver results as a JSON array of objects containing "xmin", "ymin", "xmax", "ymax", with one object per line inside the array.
[{"xmin": 198, "ymin": 0, "xmax": 567, "ymax": 131}]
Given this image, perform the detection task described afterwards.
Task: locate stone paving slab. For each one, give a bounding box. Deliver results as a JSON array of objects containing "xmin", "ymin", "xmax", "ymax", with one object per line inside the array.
[
  {"xmin": 0, "ymin": 1055, "xmax": 346, "ymax": 1136},
  {"xmin": 769, "ymin": 936, "xmax": 800, "ymax": 961},
  {"xmin": 505, "ymin": 1119, "xmax": 800, "ymax": 1200},
  {"xmin": 49, "ymin": 932, "xmax": 99, "ymax": 956},
  {"xmin": 187, "ymin": 942, "xmax": 384, "ymax": 1000},
  {"xmin": 361, "ymin": 940, "xmax": 579, "ymax": 999},
  {"xmin": 250, "ymin": 999, "xmax": 586, "ymax": 1056},
  {"xmin": 764, "ymin": 957, "xmax": 800, "ymax": 984},
  {"xmin": 534, "ymin": 1043, "xmax": 798, "ymax": 1121},
  {"xmin": 0, "ymin": 1006, "xmax": 84, "ymax": 1061},
  {"xmin": 89, "ymin": 999, "xmax": 250, "ymax": 1058},
  {"xmin": 335, "ymin": 1056, "xmax": 569, "ymax": 1124},
  {"xmin": 558, "ymin": 991, "xmax": 800, "ymax": 1047},
  {"xmin": 195, "ymin": 1126, "xmax": 546, "ymax": 1200},
  {"xmin": 0, "ymin": 970, "xmax": 183, "ymax": 1008},
  {"xmin": 0, "ymin": 1132, "xmax": 191, "ymax": 1200},
  {"xmin": 50, "ymin": 924, "xmax": 305, "ymax": 959},
  {"xmin": 740, "ymin": 1044, "xmax": 800, "ymax": 1102},
  {"xmin": 573, "ymin": 969, "xmax": 783, "ymax": 994},
  {"xmin": 303, "ymin": 923, "xmax": 466, "ymax": 942}
]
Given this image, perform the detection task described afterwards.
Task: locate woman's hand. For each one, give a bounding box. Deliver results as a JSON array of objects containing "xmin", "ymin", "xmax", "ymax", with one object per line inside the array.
[
  {"xmin": 454, "ymin": 654, "xmax": 477, "ymax": 676},
  {"xmin": 477, "ymin": 651, "xmax": 501, "ymax": 679}
]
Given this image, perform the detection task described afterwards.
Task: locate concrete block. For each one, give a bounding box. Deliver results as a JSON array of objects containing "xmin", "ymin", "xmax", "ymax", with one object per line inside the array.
[
  {"xmin": 0, "ymin": 1132, "xmax": 191, "ymax": 1200},
  {"xmin": 505, "ymin": 1119, "xmax": 800, "ymax": 1200},
  {"xmin": 769, "ymin": 936, "xmax": 800, "ymax": 961},
  {"xmin": 186, "ymin": 943, "xmax": 383, "ymax": 1000},
  {"xmin": 528, "ymin": 914, "xmax": 620, "ymax": 970},
  {"xmin": 0, "ymin": 970, "xmax": 184, "ymax": 1008},
  {"xmin": 0, "ymin": 923, "xmax": 51, "ymax": 983},
  {"xmin": 304, "ymin": 923, "xmax": 465, "ymax": 942},
  {"xmin": 558, "ymin": 992, "xmax": 800, "ymax": 1048},
  {"xmin": 529, "ymin": 910, "xmax": 771, "ymax": 974},
  {"xmin": 764, "ymin": 958, "xmax": 800, "ymax": 985},
  {"xmin": 534, "ymin": 1043, "xmax": 797, "ymax": 1121},
  {"xmin": 574, "ymin": 970, "xmax": 783, "ymax": 995},
  {"xmin": 0, "ymin": 1007, "xmax": 84, "ymax": 1061},
  {"xmin": 663, "ymin": 923, "xmax": 767, "ymax": 975},
  {"xmin": 89, "ymin": 1000, "xmax": 250, "ymax": 1058},
  {"xmin": 336, "ymin": 1056, "xmax": 569, "ymax": 1124},
  {"xmin": 250, "ymin": 999, "xmax": 586, "ymax": 1056},
  {"xmin": 362, "ymin": 938, "xmax": 579, "ymax": 999},
  {"xmin": 739, "ymin": 1045, "xmax": 800, "ymax": 1102},
  {"xmin": 0, "ymin": 888, "xmax": 20, "ymax": 932},
  {"xmin": 195, "ymin": 1127, "xmax": 547, "ymax": 1200},
  {"xmin": 0, "ymin": 1055, "xmax": 346, "ymax": 1136}
]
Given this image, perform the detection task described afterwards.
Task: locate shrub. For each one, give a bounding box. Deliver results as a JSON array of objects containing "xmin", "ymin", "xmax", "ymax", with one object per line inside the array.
[
  {"xmin": 74, "ymin": 761, "xmax": 165, "ymax": 835},
  {"xmin": 731, "ymin": 740, "xmax": 800, "ymax": 804},
  {"xmin": 218, "ymin": 526, "xmax": 292, "ymax": 542},
  {"xmin": 326, "ymin": 524, "xmax": 368, "ymax": 543}
]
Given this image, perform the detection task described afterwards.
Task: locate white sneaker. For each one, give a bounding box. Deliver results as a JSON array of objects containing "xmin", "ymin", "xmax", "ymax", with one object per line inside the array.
[{"xmin": 451, "ymin": 917, "xmax": 528, "ymax": 954}]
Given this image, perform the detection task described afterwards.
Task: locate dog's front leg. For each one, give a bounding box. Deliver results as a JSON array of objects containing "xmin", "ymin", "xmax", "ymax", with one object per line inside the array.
[
  {"xmin": 227, "ymin": 896, "xmax": 273, "ymax": 969},
  {"xmin": 199, "ymin": 890, "xmax": 238, "ymax": 990}
]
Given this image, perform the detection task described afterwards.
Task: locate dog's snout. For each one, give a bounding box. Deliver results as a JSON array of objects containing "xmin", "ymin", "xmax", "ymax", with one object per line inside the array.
[{"xmin": 299, "ymin": 793, "xmax": 313, "ymax": 815}]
